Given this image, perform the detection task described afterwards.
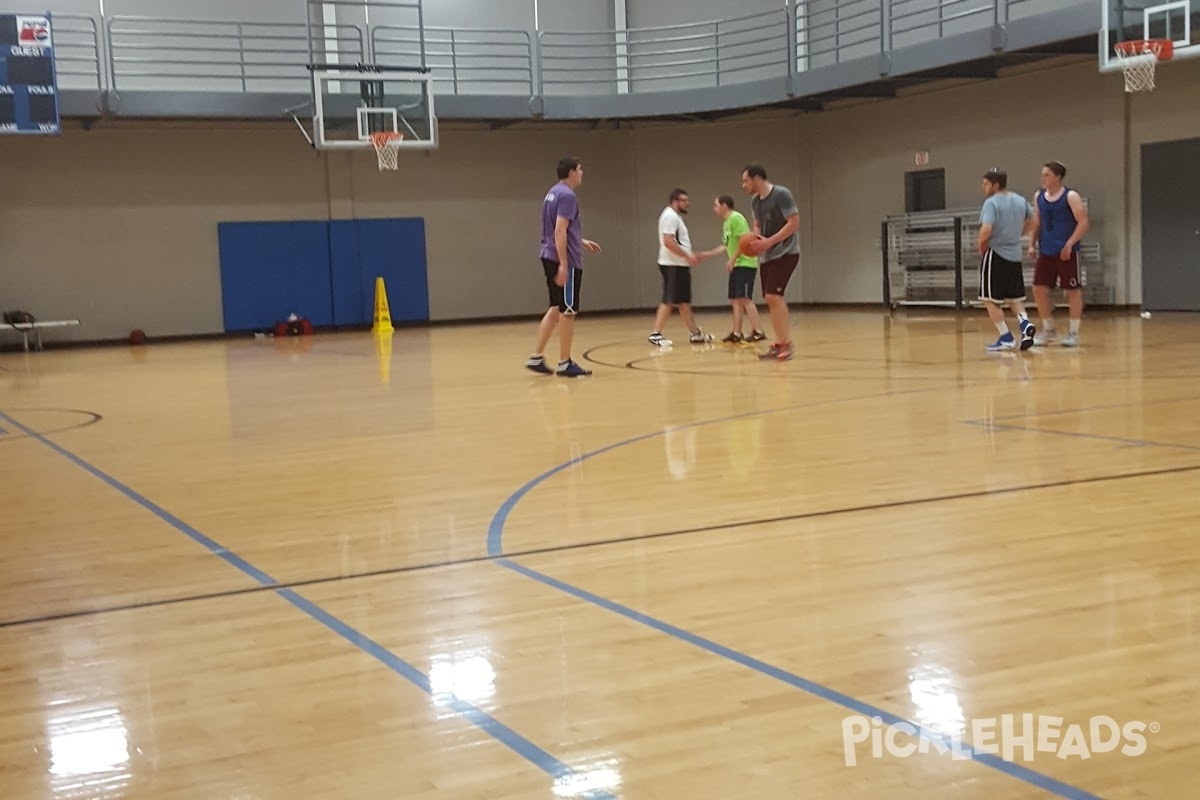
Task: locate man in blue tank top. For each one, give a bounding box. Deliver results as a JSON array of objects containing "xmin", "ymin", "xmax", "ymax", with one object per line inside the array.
[
  {"xmin": 1029, "ymin": 161, "xmax": 1090, "ymax": 347},
  {"xmin": 977, "ymin": 169, "xmax": 1038, "ymax": 351}
]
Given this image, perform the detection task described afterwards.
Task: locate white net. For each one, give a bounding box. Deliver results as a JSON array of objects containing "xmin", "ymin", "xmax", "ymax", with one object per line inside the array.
[
  {"xmin": 1113, "ymin": 40, "xmax": 1170, "ymax": 92},
  {"xmin": 371, "ymin": 132, "xmax": 404, "ymax": 171}
]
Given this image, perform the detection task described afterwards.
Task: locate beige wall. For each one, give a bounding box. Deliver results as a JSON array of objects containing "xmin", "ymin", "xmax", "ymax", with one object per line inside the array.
[
  {"xmin": 803, "ymin": 56, "xmax": 1200, "ymax": 305},
  {"xmin": 2, "ymin": 57, "xmax": 1199, "ymax": 342},
  {"xmin": 806, "ymin": 61, "xmax": 1126, "ymax": 304},
  {"xmin": 0, "ymin": 124, "xmax": 330, "ymax": 340},
  {"xmin": 0, "ymin": 124, "xmax": 641, "ymax": 339}
]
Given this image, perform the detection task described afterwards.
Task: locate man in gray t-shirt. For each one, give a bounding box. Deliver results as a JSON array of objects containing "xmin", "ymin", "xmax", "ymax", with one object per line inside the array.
[
  {"xmin": 743, "ymin": 163, "xmax": 801, "ymax": 361},
  {"xmin": 978, "ymin": 168, "xmax": 1037, "ymax": 352}
]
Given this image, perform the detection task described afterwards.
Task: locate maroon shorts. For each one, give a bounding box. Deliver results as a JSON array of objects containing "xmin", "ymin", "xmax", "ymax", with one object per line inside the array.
[
  {"xmin": 1034, "ymin": 252, "xmax": 1080, "ymax": 290},
  {"xmin": 760, "ymin": 253, "xmax": 799, "ymax": 296}
]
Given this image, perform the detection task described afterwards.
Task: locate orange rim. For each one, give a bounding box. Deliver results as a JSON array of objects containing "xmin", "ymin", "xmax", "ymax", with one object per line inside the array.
[
  {"xmin": 370, "ymin": 132, "xmax": 404, "ymax": 146},
  {"xmin": 1115, "ymin": 39, "xmax": 1174, "ymax": 59}
]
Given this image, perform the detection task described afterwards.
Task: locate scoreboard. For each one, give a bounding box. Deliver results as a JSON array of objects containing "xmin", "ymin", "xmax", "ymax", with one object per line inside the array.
[{"xmin": 0, "ymin": 12, "xmax": 60, "ymax": 135}]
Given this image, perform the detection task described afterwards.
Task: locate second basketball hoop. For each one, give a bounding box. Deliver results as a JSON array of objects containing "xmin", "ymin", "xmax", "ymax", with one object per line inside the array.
[
  {"xmin": 371, "ymin": 131, "xmax": 405, "ymax": 171},
  {"xmin": 1113, "ymin": 38, "xmax": 1174, "ymax": 92}
]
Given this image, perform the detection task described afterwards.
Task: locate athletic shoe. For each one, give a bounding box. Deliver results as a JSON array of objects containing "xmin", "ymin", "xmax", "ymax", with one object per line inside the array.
[
  {"xmin": 525, "ymin": 355, "xmax": 552, "ymax": 374},
  {"xmin": 1019, "ymin": 319, "xmax": 1036, "ymax": 351},
  {"xmin": 721, "ymin": 332, "xmax": 743, "ymax": 344},
  {"xmin": 689, "ymin": 331, "xmax": 714, "ymax": 344},
  {"xmin": 1033, "ymin": 330, "xmax": 1056, "ymax": 346},
  {"xmin": 556, "ymin": 359, "xmax": 592, "ymax": 378},
  {"xmin": 649, "ymin": 332, "xmax": 672, "ymax": 347},
  {"xmin": 986, "ymin": 333, "xmax": 1017, "ymax": 352},
  {"xmin": 759, "ymin": 342, "xmax": 793, "ymax": 360},
  {"xmin": 1060, "ymin": 333, "xmax": 1079, "ymax": 348},
  {"xmin": 747, "ymin": 330, "xmax": 767, "ymax": 342}
]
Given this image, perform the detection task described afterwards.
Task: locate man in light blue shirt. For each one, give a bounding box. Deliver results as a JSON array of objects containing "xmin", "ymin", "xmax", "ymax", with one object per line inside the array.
[{"xmin": 978, "ymin": 168, "xmax": 1038, "ymax": 352}]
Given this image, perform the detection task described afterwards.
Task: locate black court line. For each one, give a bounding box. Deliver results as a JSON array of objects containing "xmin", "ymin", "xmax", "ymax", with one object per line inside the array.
[
  {"xmin": 583, "ymin": 338, "xmax": 951, "ymax": 371},
  {"xmin": 580, "ymin": 344, "xmax": 948, "ymax": 382},
  {"xmin": 971, "ymin": 394, "xmax": 1200, "ymax": 424},
  {"xmin": 0, "ymin": 409, "xmax": 104, "ymax": 442},
  {"xmin": 6, "ymin": 458, "xmax": 1200, "ymax": 630}
]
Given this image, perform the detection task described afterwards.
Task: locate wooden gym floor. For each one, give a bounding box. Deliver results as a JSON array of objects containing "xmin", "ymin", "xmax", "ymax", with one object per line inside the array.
[{"xmin": 1, "ymin": 309, "xmax": 1198, "ymax": 799}]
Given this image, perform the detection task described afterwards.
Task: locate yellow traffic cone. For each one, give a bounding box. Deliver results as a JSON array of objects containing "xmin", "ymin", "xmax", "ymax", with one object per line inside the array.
[
  {"xmin": 372, "ymin": 277, "xmax": 394, "ymax": 334},
  {"xmin": 375, "ymin": 328, "xmax": 392, "ymax": 386}
]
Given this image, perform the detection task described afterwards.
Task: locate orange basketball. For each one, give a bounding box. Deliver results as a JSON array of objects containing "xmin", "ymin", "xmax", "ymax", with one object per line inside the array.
[{"xmin": 737, "ymin": 233, "xmax": 759, "ymax": 258}]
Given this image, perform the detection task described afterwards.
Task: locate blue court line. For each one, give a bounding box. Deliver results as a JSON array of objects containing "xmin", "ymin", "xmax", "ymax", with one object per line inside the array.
[
  {"xmin": 0, "ymin": 409, "xmax": 614, "ymax": 800},
  {"xmin": 487, "ymin": 403, "xmax": 1102, "ymax": 799},
  {"xmin": 0, "ymin": 410, "xmax": 276, "ymax": 586},
  {"xmin": 498, "ymin": 558, "xmax": 1099, "ymax": 800}
]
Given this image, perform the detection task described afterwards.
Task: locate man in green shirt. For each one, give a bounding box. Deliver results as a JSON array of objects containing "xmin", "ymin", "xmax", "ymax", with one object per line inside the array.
[{"xmin": 702, "ymin": 194, "xmax": 766, "ymax": 344}]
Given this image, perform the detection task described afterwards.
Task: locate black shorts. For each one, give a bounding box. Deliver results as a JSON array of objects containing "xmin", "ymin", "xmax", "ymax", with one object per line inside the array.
[
  {"xmin": 728, "ymin": 267, "xmax": 757, "ymax": 300},
  {"xmin": 978, "ymin": 250, "xmax": 1026, "ymax": 303},
  {"xmin": 659, "ymin": 264, "xmax": 693, "ymax": 305},
  {"xmin": 542, "ymin": 258, "xmax": 583, "ymax": 313},
  {"xmin": 760, "ymin": 253, "xmax": 799, "ymax": 296}
]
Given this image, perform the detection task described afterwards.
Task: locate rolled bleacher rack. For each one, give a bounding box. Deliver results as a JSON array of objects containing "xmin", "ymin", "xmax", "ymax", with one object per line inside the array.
[{"xmin": 882, "ymin": 207, "xmax": 1111, "ymax": 310}]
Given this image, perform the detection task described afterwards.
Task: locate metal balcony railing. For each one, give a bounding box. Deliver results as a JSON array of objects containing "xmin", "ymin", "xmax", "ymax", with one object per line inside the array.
[
  {"xmin": 39, "ymin": 1, "xmax": 1086, "ymax": 105},
  {"xmin": 50, "ymin": 14, "xmax": 103, "ymax": 93},
  {"xmin": 106, "ymin": 16, "xmax": 365, "ymax": 93},
  {"xmin": 540, "ymin": 8, "xmax": 791, "ymax": 94},
  {"xmin": 372, "ymin": 25, "xmax": 534, "ymax": 95}
]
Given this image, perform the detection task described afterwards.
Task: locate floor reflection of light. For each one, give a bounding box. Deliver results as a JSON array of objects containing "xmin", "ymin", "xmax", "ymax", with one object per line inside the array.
[
  {"xmin": 47, "ymin": 706, "xmax": 132, "ymax": 800},
  {"xmin": 552, "ymin": 760, "xmax": 622, "ymax": 798},
  {"xmin": 664, "ymin": 429, "xmax": 697, "ymax": 480},
  {"xmin": 428, "ymin": 654, "xmax": 496, "ymax": 706},
  {"xmin": 908, "ymin": 662, "xmax": 966, "ymax": 738}
]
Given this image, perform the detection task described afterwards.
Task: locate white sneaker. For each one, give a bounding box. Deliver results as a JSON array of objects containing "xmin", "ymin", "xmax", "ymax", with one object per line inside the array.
[
  {"xmin": 649, "ymin": 332, "xmax": 672, "ymax": 347},
  {"xmin": 1061, "ymin": 333, "xmax": 1079, "ymax": 348},
  {"xmin": 1033, "ymin": 330, "xmax": 1056, "ymax": 346}
]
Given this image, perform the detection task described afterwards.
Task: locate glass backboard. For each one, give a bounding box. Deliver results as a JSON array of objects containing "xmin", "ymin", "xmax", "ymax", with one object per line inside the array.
[{"xmin": 306, "ymin": 64, "xmax": 436, "ymax": 151}]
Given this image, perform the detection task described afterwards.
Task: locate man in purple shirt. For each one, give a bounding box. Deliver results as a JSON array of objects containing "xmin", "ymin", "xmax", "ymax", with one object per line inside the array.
[{"xmin": 528, "ymin": 156, "xmax": 602, "ymax": 378}]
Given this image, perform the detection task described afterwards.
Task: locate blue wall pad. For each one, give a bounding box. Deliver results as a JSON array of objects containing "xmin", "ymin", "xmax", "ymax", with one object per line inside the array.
[
  {"xmin": 218, "ymin": 221, "xmax": 334, "ymax": 332},
  {"xmin": 330, "ymin": 218, "xmax": 429, "ymax": 326},
  {"xmin": 218, "ymin": 217, "xmax": 429, "ymax": 332}
]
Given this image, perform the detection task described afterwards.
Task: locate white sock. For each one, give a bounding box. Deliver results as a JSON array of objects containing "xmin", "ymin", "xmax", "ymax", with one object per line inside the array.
[
  {"xmin": 996, "ymin": 321, "xmax": 1010, "ymax": 336},
  {"xmin": 1042, "ymin": 318, "xmax": 1055, "ymax": 331},
  {"xmin": 1017, "ymin": 311, "xmax": 1029, "ymax": 324},
  {"xmin": 1069, "ymin": 319, "xmax": 1081, "ymax": 335}
]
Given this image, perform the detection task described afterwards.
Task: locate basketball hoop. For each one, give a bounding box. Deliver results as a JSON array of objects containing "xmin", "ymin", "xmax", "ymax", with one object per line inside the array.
[
  {"xmin": 1113, "ymin": 39, "xmax": 1173, "ymax": 93},
  {"xmin": 370, "ymin": 131, "xmax": 404, "ymax": 171}
]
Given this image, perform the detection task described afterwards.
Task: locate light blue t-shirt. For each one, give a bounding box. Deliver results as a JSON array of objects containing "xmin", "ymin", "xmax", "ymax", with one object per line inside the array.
[{"xmin": 980, "ymin": 191, "xmax": 1033, "ymax": 262}]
